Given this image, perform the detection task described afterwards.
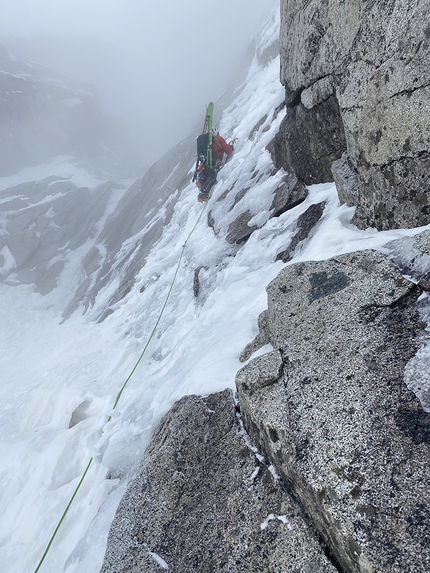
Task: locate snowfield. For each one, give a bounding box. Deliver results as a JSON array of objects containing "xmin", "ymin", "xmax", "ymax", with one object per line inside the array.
[
  {"xmin": 0, "ymin": 9, "xmax": 429, "ymax": 573},
  {"xmin": 0, "ymin": 156, "xmax": 107, "ymax": 193}
]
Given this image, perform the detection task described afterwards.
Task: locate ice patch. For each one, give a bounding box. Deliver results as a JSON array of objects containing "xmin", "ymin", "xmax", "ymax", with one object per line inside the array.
[
  {"xmin": 144, "ymin": 545, "xmax": 169, "ymax": 570},
  {"xmin": 250, "ymin": 466, "xmax": 260, "ymax": 481},
  {"xmin": 268, "ymin": 464, "xmax": 281, "ymax": 481}
]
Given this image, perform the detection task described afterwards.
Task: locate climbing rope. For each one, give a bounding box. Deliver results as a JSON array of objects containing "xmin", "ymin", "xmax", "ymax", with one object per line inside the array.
[{"xmin": 33, "ymin": 204, "xmax": 207, "ymax": 573}]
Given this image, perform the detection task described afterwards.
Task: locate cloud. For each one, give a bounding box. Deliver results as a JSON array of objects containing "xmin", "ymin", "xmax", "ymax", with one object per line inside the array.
[{"xmin": 0, "ymin": 0, "xmax": 279, "ymax": 167}]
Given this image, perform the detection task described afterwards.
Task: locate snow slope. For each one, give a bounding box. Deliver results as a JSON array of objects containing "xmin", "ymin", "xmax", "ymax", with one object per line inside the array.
[{"xmin": 0, "ymin": 10, "xmax": 429, "ymax": 573}]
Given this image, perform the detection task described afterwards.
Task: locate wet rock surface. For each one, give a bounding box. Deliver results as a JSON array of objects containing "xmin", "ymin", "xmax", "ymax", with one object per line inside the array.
[
  {"xmin": 236, "ymin": 249, "xmax": 430, "ymax": 573},
  {"xmin": 101, "ymin": 389, "xmax": 337, "ymax": 573},
  {"xmin": 275, "ymin": 0, "xmax": 430, "ymax": 230},
  {"xmin": 270, "ymin": 95, "xmax": 346, "ymax": 185}
]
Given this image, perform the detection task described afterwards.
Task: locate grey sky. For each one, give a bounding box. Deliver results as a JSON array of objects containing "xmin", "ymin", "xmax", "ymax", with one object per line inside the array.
[{"xmin": 0, "ymin": 0, "xmax": 279, "ymax": 168}]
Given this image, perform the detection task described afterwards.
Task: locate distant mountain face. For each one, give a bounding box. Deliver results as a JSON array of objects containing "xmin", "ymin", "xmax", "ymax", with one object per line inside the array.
[
  {"xmin": 0, "ymin": 174, "xmax": 132, "ymax": 297},
  {"xmin": 0, "ymin": 44, "xmax": 142, "ymax": 178},
  {"xmin": 0, "ymin": 13, "xmax": 282, "ymax": 319}
]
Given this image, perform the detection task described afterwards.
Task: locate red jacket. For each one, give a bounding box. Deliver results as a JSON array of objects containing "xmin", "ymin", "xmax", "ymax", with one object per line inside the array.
[{"xmin": 212, "ymin": 135, "xmax": 233, "ymax": 162}]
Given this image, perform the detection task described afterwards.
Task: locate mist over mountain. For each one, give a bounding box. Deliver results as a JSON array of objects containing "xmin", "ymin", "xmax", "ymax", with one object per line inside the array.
[
  {"xmin": 0, "ymin": 3, "xmax": 429, "ymax": 573},
  {"xmin": 0, "ymin": 0, "xmax": 278, "ymax": 166},
  {"xmin": 0, "ymin": 43, "xmax": 143, "ymax": 177}
]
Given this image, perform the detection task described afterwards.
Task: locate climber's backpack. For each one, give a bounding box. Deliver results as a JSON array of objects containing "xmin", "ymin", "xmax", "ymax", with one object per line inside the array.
[{"xmin": 196, "ymin": 133, "xmax": 209, "ymax": 162}]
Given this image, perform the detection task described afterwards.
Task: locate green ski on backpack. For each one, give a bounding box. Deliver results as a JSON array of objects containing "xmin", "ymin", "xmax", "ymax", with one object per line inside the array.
[
  {"xmin": 206, "ymin": 102, "xmax": 214, "ymax": 169},
  {"xmin": 193, "ymin": 102, "xmax": 214, "ymax": 183},
  {"xmin": 193, "ymin": 102, "xmax": 219, "ymax": 203}
]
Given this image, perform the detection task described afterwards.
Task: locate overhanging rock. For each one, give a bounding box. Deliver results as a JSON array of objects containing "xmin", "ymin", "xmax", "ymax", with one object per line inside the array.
[{"xmin": 276, "ymin": 0, "xmax": 430, "ymax": 230}]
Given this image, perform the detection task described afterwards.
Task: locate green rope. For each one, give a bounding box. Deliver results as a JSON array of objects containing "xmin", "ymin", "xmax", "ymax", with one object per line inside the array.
[
  {"xmin": 109, "ymin": 205, "xmax": 206, "ymax": 418},
  {"xmin": 33, "ymin": 458, "xmax": 93, "ymax": 573},
  {"xmin": 33, "ymin": 204, "xmax": 206, "ymax": 573}
]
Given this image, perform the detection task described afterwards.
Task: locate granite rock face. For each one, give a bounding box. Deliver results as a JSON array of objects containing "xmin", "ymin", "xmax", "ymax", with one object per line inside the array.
[
  {"xmin": 236, "ymin": 249, "xmax": 430, "ymax": 573},
  {"xmin": 101, "ymin": 389, "xmax": 337, "ymax": 573},
  {"xmin": 273, "ymin": 0, "xmax": 430, "ymax": 230},
  {"xmin": 101, "ymin": 242, "xmax": 430, "ymax": 573}
]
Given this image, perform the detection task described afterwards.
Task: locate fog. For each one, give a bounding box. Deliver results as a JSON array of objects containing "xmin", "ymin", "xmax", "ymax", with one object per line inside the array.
[{"xmin": 1, "ymin": 0, "xmax": 278, "ymax": 168}]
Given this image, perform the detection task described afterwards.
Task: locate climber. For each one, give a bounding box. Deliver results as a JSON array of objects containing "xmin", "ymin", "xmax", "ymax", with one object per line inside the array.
[
  {"xmin": 212, "ymin": 134, "xmax": 234, "ymax": 167},
  {"xmin": 196, "ymin": 134, "xmax": 234, "ymax": 202}
]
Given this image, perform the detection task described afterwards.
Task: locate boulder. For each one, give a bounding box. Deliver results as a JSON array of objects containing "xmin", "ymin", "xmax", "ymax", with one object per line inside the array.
[
  {"xmin": 269, "ymin": 173, "xmax": 307, "ymax": 216},
  {"xmin": 236, "ymin": 249, "xmax": 430, "ymax": 573},
  {"xmin": 101, "ymin": 389, "xmax": 337, "ymax": 573},
  {"xmin": 226, "ymin": 210, "xmax": 258, "ymax": 244}
]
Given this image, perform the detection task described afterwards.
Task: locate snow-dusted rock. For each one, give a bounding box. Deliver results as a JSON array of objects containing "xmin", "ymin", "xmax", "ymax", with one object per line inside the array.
[
  {"xmin": 0, "ymin": 177, "xmax": 123, "ymax": 295},
  {"xmin": 274, "ymin": 0, "xmax": 430, "ymax": 230},
  {"xmin": 236, "ymin": 249, "xmax": 430, "ymax": 573},
  {"xmin": 226, "ymin": 210, "xmax": 258, "ymax": 244},
  {"xmin": 101, "ymin": 389, "xmax": 337, "ymax": 573},
  {"xmin": 383, "ymin": 229, "xmax": 430, "ymax": 282},
  {"xmin": 222, "ymin": 172, "xmax": 307, "ymax": 245},
  {"xmin": 269, "ymin": 172, "xmax": 307, "ymax": 216},
  {"xmin": 275, "ymin": 201, "xmax": 325, "ymax": 263}
]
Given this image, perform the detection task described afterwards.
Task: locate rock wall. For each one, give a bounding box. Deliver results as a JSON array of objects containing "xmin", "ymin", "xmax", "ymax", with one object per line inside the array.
[
  {"xmin": 236, "ymin": 248, "xmax": 430, "ymax": 573},
  {"xmin": 271, "ymin": 0, "xmax": 430, "ymax": 230}
]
